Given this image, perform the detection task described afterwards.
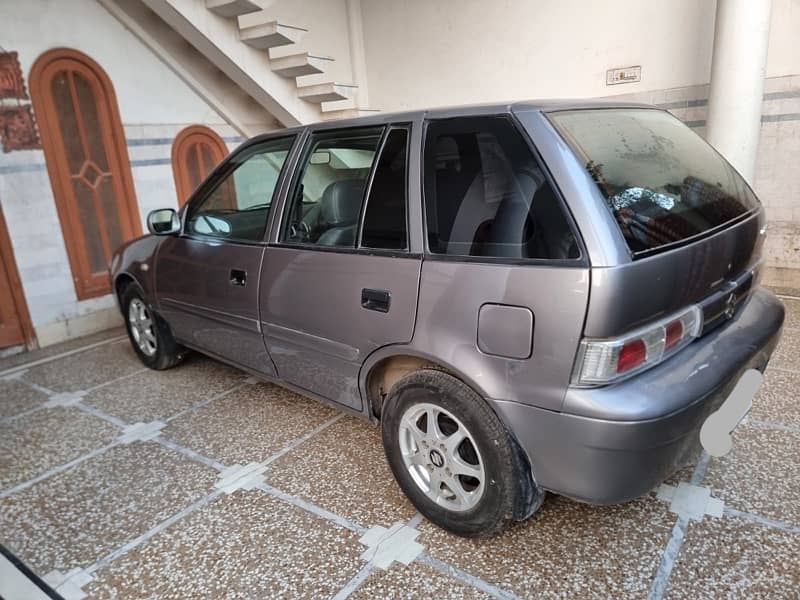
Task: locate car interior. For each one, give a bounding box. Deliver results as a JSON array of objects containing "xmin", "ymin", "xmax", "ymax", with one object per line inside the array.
[{"xmin": 283, "ymin": 130, "xmax": 382, "ymax": 247}]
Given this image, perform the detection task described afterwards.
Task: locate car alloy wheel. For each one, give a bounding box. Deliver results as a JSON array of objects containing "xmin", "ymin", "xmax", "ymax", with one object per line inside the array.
[
  {"xmin": 128, "ymin": 298, "xmax": 157, "ymax": 357},
  {"xmin": 398, "ymin": 402, "xmax": 485, "ymax": 512}
]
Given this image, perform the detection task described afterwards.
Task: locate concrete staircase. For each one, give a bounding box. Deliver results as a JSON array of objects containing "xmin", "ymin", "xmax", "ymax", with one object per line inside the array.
[{"xmin": 138, "ymin": 0, "xmax": 366, "ymax": 125}]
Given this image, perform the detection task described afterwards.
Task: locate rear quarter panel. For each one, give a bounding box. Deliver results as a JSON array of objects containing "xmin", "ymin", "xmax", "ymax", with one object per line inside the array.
[{"xmin": 411, "ymin": 260, "xmax": 589, "ymax": 411}]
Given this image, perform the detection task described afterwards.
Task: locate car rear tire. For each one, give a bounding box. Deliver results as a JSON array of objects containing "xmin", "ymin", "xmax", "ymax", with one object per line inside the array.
[
  {"xmin": 381, "ymin": 369, "xmax": 543, "ymax": 537},
  {"xmin": 121, "ymin": 285, "xmax": 185, "ymax": 370}
]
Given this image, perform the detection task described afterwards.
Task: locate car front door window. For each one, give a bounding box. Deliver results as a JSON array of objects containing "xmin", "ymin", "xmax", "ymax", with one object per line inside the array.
[{"xmin": 186, "ymin": 137, "xmax": 295, "ymax": 243}]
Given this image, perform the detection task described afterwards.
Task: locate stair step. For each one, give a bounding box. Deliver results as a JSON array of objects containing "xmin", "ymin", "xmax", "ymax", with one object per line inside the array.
[
  {"xmin": 297, "ymin": 83, "xmax": 357, "ymax": 103},
  {"xmin": 239, "ymin": 21, "xmax": 307, "ymax": 50},
  {"xmin": 322, "ymin": 108, "xmax": 381, "ymax": 121},
  {"xmin": 270, "ymin": 53, "xmax": 332, "ymax": 78},
  {"xmin": 320, "ymin": 98, "xmax": 376, "ymax": 113},
  {"xmin": 206, "ymin": 0, "xmax": 261, "ymax": 18}
]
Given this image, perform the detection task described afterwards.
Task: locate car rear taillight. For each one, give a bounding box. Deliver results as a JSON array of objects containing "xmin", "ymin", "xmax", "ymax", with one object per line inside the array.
[
  {"xmin": 664, "ymin": 320, "xmax": 684, "ymax": 350},
  {"xmin": 572, "ymin": 305, "xmax": 702, "ymax": 386},
  {"xmin": 617, "ymin": 339, "xmax": 646, "ymax": 373}
]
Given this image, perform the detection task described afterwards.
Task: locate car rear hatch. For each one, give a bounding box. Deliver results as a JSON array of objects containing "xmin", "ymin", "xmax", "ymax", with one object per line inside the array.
[{"xmin": 547, "ymin": 107, "xmax": 766, "ymax": 341}]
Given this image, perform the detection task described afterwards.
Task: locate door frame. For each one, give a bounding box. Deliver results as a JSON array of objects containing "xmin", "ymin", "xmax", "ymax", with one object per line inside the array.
[
  {"xmin": 0, "ymin": 202, "xmax": 36, "ymax": 349},
  {"xmin": 30, "ymin": 47, "xmax": 142, "ymax": 300}
]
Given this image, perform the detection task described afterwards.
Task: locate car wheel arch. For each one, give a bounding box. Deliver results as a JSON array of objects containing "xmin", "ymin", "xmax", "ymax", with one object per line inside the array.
[
  {"xmin": 360, "ymin": 347, "xmax": 490, "ymax": 421},
  {"xmin": 114, "ymin": 273, "xmax": 138, "ymax": 309}
]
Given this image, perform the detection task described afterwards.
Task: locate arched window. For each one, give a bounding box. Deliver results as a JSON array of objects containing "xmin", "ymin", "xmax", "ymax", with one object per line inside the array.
[
  {"xmin": 30, "ymin": 48, "xmax": 140, "ymax": 300},
  {"xmin": 171, "ymin": 125, "xmax": 229, "ymax": 206}
]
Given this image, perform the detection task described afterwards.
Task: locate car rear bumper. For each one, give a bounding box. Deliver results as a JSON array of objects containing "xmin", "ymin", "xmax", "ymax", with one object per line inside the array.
[{"xmin": 491, "ymin": 287, "xmax": 785, "ymax": 504}]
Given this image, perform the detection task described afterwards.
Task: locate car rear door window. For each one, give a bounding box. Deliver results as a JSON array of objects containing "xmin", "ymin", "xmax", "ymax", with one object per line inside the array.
[
  {"xmin": 185, "ymin": 136, "xmax": 295, "ymax": 242},
  {"xmin": 548, "ymin": 108, "xmax": 760, "ymax": 257},
  {"xmin": 423, "ymin": 116, "xmax": 578, "ymax": 260},
  {"xmin": 282, "ymin": 127, "xmax": 383, "ymax": 248},
  {"xmin": 360, "ymin": 127, "xmax": 409, "ymax": 250}
]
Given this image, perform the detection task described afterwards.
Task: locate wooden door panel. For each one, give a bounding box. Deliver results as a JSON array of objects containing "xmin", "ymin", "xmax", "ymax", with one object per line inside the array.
[
  {"xmin": 0, "ymin": 205, "xmax": 32, "ymax": 349},
  {"xmin": 0, "ymin": 257, "xmax": 24, "ymax": 348}
]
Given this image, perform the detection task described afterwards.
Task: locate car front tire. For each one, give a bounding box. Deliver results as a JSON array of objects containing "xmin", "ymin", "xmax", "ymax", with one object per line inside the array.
[
  {"xmin": 381, "ymin": 369, "xmax": 543, "ymax": 537},
  {"xmin": 121, "ymin": 285, "xmax": 185, "ymax": 370}
]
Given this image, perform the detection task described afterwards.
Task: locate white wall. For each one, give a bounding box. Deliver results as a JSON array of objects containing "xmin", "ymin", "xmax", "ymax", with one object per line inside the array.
[
  {"xmin": 766, "ymin": 0, "xmax": 800, "ymax": 79},
  {"xmin": 361, "ymin": 0, "xmax": 799, "ymax": 112},
  {"xmin": 0, "ymin": 0, "xmax": 243, "ymax": 346}
]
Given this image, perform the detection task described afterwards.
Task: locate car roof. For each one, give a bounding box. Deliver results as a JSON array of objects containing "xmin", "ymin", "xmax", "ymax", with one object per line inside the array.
[{"xmin": 243, "ymin": 98, "xmax": 659, "ymax": 145}]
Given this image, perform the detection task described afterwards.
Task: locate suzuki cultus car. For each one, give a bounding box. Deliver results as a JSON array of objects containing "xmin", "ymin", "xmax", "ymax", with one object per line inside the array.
[{"xmin": 112, "ymin": 101, "xmax": 784, "ymax": 537}]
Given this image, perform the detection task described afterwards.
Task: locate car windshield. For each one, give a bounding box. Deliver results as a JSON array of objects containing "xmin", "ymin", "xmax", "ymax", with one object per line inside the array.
[{"xmin": 549, "ymin": 108, "xmax": 760, "ymax": 257}]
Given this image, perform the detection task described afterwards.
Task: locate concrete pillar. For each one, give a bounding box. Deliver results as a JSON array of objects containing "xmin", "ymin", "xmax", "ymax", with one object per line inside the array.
[
  {"xmin": 706, "ymin": 0, "xmax": 772, "ymax": 183},
  {"xmin": 345, "ymin": 0, "xmax": 369, "ymax": 108}
]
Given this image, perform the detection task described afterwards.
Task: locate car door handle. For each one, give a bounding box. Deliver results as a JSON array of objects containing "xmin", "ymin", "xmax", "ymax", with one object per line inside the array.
[
  {"xmin": 361, "ymin": 288, "xmax": 391, "ymax": 313},
  {"xmin": 230, "ymin": 269, "xmax": 247, "ymax": 287}
]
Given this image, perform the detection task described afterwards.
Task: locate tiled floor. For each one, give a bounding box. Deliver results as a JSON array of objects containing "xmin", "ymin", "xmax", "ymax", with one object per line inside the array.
[{"xmin": 0, "ymin": 297, "xmax": 798, "ymax": 600}]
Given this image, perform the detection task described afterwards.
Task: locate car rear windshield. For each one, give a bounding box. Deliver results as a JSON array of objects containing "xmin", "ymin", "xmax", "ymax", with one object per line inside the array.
[{"xmin": 549, "ymin": 108, "xmax": 760, "ymax": 256}]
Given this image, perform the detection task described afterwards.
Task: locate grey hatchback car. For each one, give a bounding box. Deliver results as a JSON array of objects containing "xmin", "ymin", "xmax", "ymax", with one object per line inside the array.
[{"xmin": 112, "ymin": 101, "xmax": 785, "ymax": 537}]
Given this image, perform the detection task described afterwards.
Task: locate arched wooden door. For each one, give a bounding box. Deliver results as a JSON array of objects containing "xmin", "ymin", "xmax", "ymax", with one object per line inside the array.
[
  {"xmin": 0, "ymin": 201, "xmax": 34, "ymax": 349},
  {"xmin": 171, "ymin": 125, "xmax": 229, "ymax": 206},
  {"xmin": 30, "ymin": 48, "xmax": 141, "ymax": 300}
]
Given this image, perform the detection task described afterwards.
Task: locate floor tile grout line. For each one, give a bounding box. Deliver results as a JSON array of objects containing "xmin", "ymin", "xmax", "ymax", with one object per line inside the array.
[
  {"xmin": 647, "ymin": 452, "xmax": 710, "ymax": 600},
  {"xmin": 24, "ymin": 381, "xmax": 57, "ymax": 396},
  {"xmin": 646, "ymin": 516, "xmax": 689, "ymax": 600},
  {"xmin": 163, "ymin": 379, "xmax": 253, "ymax": 424},
  {"xmin": 258, "ymin": 483, "xmax": 367, "ymax": 535},
  {"xmin": 330, "ymin": 563, "xmax": 374, "ymax": 600},
  {"xmin": 76, "ymin": 377, "xmax": 250, "ymax": 431},
  {"xmin": 745, "ymin": 418, "xmax": 800, "ymax": 434},
  {"xmin": 83, "ymin": 367, "xmax": 150, "ymax": 393},
  {"xmin": 767, "ymin": 366, "xmax": 800, "ymax": 376},
  {"xmin": 419, "ymin": 555, "xmax": 525, "ymax": 600},
  {"xmin": 690, "ymin": 452, "xmax": 711, "ymax": 486},
  {"xmin": 0, "ymin": 405, "xmax": 47, "ymax": 426},
  {"xmin": 0, "ymin": 441, "xmax": 120, "ymax": 499},
  {"xmin": 0, "ymin": 335, "xmax": 127, "ymax": 379},
  {"xmin": 74, "ymin": 403, "xmax": 129, "ymax": 429},
  {"xmin": 86, "ymin": 489, "xmax": 225, "ymax": 575},
  {"xmin": 328, "ymin": 510, "xmax": 426, "ymax": 600},
  {"xmin": 407, "ymin": 512, "xmax": 424, "ymax": 529},
  {"xmin": 723, "ymin": 507, "xmax": 800, "ymax": 534},
  {"xmin": 261, "ymin": 413, "xmax": 345, "ymax": 467},
  {"xmin": 1, "ymin": 368, "xmax": 149, "ymax": 426},
  {"xmin": 154, "ymin": 436, "xmax": 227, "ymax": 471}
]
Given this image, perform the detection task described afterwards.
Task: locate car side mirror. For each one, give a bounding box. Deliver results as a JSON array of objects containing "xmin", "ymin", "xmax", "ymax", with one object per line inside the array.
[{"xmin": 147, "ymin": 209, "xmax": 180, "ymax": 236}]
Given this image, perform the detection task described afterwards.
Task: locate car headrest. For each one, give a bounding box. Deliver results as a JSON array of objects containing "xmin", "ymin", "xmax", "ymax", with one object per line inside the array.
[{"xmin": 320, "ymin": 179, "xmax": 365, "ymax": 226}]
